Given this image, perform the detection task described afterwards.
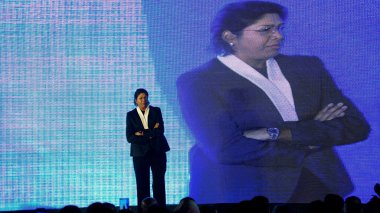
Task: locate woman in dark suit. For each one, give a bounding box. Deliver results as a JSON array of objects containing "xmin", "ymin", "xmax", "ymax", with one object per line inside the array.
[
  {"xmin": 177, "ymin": 1, "xmax": 370, "ymax": 204},
  {"xmin": 126, "ymin": 88, "xmax": 170, "ymax": 211}
]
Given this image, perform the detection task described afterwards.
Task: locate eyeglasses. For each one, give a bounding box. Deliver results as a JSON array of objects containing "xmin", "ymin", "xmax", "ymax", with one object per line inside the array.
[{"xmin": 243, "ymin": 25, "xmax": 285, "ymax": 36}]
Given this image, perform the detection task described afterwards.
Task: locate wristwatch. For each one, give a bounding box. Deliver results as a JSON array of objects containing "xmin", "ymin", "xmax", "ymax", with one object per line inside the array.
[{"xmin": 266, "ymin": 127, "xmax": 280, "ymax": 141}]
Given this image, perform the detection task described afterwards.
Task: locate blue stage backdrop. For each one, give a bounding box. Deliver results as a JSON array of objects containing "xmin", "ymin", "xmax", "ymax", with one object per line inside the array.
[{"xmin": 0, "ymin": 0, "xmax": 379, "ymax": 211}]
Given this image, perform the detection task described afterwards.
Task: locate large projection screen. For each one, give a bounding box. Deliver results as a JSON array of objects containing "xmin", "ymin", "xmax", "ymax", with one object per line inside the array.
[{"xmin": 1, "ymin": 0, "xmax": 379, "ymax": 211}]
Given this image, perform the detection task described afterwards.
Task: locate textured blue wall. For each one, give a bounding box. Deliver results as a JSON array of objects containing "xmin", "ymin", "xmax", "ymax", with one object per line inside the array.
[{"xmin": 1, "ymin": 0, "xmax": 379, "ymax": 211}]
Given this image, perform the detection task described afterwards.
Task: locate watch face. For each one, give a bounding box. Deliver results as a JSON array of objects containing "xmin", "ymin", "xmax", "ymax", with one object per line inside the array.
[{"xmin": 267, "ymin": 128, "xmax": 280, "ymax": 140}]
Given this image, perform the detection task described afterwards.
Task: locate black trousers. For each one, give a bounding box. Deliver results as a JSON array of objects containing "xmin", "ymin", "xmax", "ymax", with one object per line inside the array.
[{"xmin": 133, "ymin": 152, "xmax": 167, "ymax": 210}]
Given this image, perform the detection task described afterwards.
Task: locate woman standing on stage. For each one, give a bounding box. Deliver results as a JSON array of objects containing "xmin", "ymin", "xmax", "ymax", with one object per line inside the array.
[{"xmin": 126, "ymin": 88, "xmax": 170, "ymax": 212}]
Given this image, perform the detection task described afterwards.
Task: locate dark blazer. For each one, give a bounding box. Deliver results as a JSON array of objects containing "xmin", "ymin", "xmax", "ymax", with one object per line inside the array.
[
  {"xmin": 177, "ymin": 54, "xmax": 370, "ymax": 203},
  {"xmin": 126, "ymin": 106, "xmax": 170, "ymax": 157}
]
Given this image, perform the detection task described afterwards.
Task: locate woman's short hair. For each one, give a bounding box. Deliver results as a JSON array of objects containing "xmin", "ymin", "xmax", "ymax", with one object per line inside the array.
[
  {"xmin": 134, "ymin": 88, "xmax": 149, "ymax": 105},
  {"xmin": 210, "ymin": 1, "xmax": 287, "ymax": 55}
]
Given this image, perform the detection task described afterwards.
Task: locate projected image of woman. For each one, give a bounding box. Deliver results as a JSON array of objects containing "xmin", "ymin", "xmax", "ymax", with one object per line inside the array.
[
  {"xmin": 126, "ymin": 88, "xmax": 170, "ymax": 211},
  {"xmin": 177, "ymin": 1, "xmax": 370, "ymax": 203}
]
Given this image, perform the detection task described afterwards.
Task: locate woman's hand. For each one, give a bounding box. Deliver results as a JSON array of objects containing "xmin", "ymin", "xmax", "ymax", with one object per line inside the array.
[
  {"xmin": 308, "ymin": 103, "xmax": 347, "ymax": 149},
  {"xmin": 314, "ymin": 102, "xmax": 347, "ymax": 121},
  {"xmin": 134, "ymin": 131, "xmax": 144, "ymax": 136},
  {"xmin": 243, "ymin": 128, "xmax": 269, "ymax": 140}
]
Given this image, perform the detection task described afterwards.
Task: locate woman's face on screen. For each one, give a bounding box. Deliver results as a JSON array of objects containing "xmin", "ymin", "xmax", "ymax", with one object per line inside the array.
[
  {"xmin": 232, "ymin": 13, "xmax": 284, "ymax": 63},
  {"xmin": 135, "ymin": 93, "xmax": 149, "ymax": 110}
]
